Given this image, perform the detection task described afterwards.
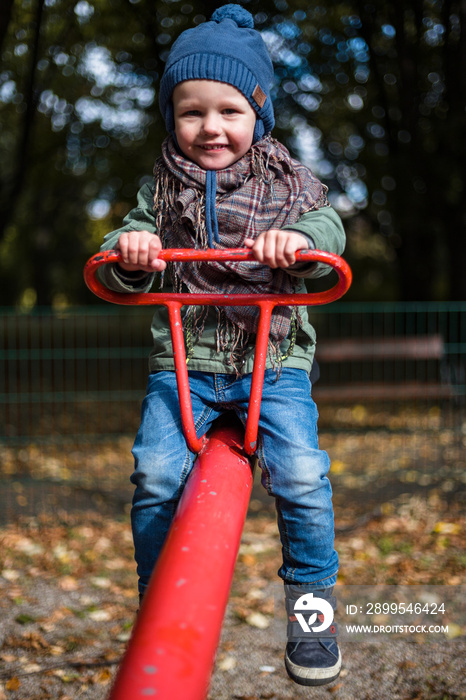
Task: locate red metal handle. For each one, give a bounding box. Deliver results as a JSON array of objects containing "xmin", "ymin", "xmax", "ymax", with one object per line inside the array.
[
  {"xmin": 84, "ymin": 247, "xmax": 352, "ymax": 307},
  {"xmin": 84, "ymin": 249, "xmax": 352, "ymax": 454}
]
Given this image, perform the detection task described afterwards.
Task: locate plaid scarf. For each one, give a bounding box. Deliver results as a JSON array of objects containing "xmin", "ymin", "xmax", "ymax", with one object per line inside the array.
[{"xmin": 152, "ymin": 135, "xmax": 329, "ymax": 370}]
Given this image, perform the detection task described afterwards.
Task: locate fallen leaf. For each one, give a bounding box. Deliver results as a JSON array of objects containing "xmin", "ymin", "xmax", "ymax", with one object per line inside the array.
[
  {"xmin": 5, "ymin": 677, "xmax": 20, "ymax": 691},
  {"xmin": 116, "ymin": 631, "xmax": 131, "ymax": 642},
  {"xmin": 15, "ymin": 538, "xmax": 44, "ymax": 556},
  {"xmin": 92, "ymin": 668, "xmax": 113, "ymax": 684},
  {"xmin": 245, "ymin": 612, "xmax": 269, "ymax": 629},
  {"xmin": 52, "ymin": 669, "xmax": 79, "ymax": 682},
  {"xmin": 22, "ymin": 663, "xmax": 42, "ymax": 673},
  {"xmin": 15, "ymin": 613, "xmax": 36, "ymax": 625},
  {"xmin": 328, "ymin": 681, "xmax": 344, "ymax": 692},
  {"xmin": 49, "ymin": 645, "xmax": 66, "ymax": 655},
  {"xmin": 17, "ymin": 631, "xmax": 49, "ymax": 650},
  {"xmin": 331, "ymin": 460, "xmax": 347, "ymax": 474},
  {"xmin": 239, "ymin": 554, "xmax": 257, "ymax": 567},
  {"xmin": 59, "ymin": 576, "xmax": 79, "ymax": 591},
  {"xmin": 433, "ymin": 521, "xmax": 460, "ymax": 535},
  {"xmin": 1, "ymin": 569, "xmax": 20, "ymax": 582},
  {"xmin": 88, "ymin": 610, "xmax": 111, "ymax": 622},
  {"xmin": 217, "ymin": 655, "xmax": 237, "ymax": 671},
  {"xmin": 91, "ymin": 577, "xmax": 112, "ymax": 589},
  {"xmin": 445, "ymin": 623, "xmax": 463, "ymax": 639}
]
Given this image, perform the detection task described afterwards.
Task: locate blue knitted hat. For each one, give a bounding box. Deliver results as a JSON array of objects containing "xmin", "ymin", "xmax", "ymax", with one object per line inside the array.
[{"xmin": 159, "ymin": 4, "xmax": 275, "ymax": 143}]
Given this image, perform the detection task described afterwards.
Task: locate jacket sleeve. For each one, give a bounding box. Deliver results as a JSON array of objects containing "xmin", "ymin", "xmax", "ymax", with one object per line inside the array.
[
  {"xmin": 282, "ymin": 205, "xmax": 346, "ymax": 279},
  {"xmin": 98, "ymin": 182, "xmax": 158, "ymax": 292}
]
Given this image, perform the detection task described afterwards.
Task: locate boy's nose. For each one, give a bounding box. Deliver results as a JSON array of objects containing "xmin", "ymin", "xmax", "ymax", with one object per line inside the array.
[{"xmin": 201, "ymin": 112, "xmax": 222, "ymax": 135}]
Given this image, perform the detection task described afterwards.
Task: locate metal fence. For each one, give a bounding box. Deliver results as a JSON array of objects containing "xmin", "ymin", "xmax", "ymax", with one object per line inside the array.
[
  {"xmin": 1, "ymin": 302, "xmax": 465, "ymax": 522},
  {"xmin": 1, "ymin": 302, "xmax": 465, "ymax": 446},
  {"xmin": 1, "ymin": 305, "xmax": 152, "ymax": 446},
  {"xmin": 311, "ymin": 302, "xmax": 466, "ymax": 404}
]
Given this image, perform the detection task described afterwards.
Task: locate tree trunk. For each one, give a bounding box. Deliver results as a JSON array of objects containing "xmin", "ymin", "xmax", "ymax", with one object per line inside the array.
[
  {"xmin": 447, "ymin": 199, "xmax": 466, "ymax": 301},
  {"xmin": 0, "ymin": 0, "xmax": 45, "ymax": 243},
  {"xmin": 0, "ymin": 0, "xmax": 15, "ymax": 56}
]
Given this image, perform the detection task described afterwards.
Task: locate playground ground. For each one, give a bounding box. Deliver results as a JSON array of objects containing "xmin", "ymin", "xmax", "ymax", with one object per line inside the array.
[{"xmin": 0, "ymin": 404, "xmax": 465, "ymax": 699}]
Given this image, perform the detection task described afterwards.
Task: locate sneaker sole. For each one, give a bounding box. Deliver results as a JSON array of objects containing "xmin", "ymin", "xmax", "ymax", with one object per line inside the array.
[{"xmin": 284, "ymin": 647, "xmax": 342, "ymax": 687}]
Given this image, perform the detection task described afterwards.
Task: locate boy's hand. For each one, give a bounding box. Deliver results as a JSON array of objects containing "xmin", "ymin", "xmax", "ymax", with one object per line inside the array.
[
  {"xmin": 117, "ymin": 231, "xmax": 166, "ymax": 273},
  {"xmin": 244, "ymin": 230, "xmax": 309, "ymax": 269}
]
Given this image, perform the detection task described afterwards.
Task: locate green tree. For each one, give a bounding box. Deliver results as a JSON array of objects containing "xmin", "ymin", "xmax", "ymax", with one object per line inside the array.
[
  {"xmin": 0, "ymin": 0, "xmax": 167, "ymax": 304},
  {"xmin": 0, "ymin": 0, "xmax": 464, "ymax": 304},
  {"xmin": 264, "ymin": 0, "xmax": 465, "ymax": 300}
]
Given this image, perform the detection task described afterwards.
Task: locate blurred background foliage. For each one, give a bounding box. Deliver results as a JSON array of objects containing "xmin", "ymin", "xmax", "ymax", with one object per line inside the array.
[{"xmin": 0, "ymin": 0, "xmax": 464, "ymax": 307}]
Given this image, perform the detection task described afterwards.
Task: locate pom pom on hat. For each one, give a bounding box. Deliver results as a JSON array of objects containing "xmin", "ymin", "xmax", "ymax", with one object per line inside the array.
[
  {"xmin": 211, "ymin": 4, "xmax": 254, "ymax": 27},
  {"xmin": 159, "ymin": 4, "xmax": 275, "ymax": 142}
]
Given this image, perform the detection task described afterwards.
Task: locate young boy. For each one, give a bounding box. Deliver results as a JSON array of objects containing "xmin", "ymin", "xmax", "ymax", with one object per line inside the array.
[{"xmin": 100, "ymin": 4, "xmax": 345, "ymax": 687}]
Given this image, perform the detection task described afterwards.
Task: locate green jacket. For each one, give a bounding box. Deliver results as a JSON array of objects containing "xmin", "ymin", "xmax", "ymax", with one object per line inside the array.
[{"xmin": 100, "ymin": 182, "xmax": 346, "ymax": 375}]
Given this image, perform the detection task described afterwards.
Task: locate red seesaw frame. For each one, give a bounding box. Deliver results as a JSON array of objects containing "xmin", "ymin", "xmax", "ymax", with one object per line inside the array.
[
  {"xmin": 83, "ymin": 248, "xmax": 352, "ymax": 700},
  {"xmin": 84, "ymin": 248, "xmax": 352, "ymax": 455}
]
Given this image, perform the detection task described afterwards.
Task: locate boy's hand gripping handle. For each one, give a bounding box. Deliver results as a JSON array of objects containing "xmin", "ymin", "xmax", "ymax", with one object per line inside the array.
[{"xmin": 84, "ymin": 248, "xmax": 352, "ymax": 455}]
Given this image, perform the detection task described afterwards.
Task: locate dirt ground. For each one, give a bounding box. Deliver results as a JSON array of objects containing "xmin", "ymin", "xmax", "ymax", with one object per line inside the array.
[{"xmin": 1, "ymin": 404, "xmax": 465, "ymax": 699}]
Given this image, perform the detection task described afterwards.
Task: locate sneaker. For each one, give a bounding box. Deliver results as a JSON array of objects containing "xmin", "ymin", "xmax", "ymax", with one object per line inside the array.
[
  {"xmin": 284, "ymin": 585, "xmax": 342, "ymax": 687},
  {"xmin": 285, "ymin": 638, "xmax": 341, "ymax": 686}
]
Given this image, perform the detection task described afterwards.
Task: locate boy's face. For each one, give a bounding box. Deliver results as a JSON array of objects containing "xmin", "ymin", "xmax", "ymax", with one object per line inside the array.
[{"xmin": 172, "ymin": 80, "xmax": 257, "ymax": 170}]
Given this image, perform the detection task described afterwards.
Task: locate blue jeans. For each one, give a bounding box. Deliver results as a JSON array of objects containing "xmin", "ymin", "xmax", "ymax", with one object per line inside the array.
[{"xmin": 131, "ymin": 368, "xmax": 338, "ymax": 594}]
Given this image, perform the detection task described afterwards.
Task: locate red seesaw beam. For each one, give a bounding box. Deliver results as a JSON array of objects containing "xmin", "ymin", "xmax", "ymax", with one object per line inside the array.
[{"xmin": 108, "ymin": 422, "xmax": 253, "ymax": 700}]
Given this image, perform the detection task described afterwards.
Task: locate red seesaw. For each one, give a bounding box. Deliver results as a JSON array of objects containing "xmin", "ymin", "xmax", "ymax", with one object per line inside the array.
[{"xmin": 84, "ymin": 248, "xmax": 352, "ymax": 700}]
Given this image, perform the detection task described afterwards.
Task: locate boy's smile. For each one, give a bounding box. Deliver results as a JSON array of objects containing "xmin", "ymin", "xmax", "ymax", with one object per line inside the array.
[{"xmin": 172, "ymin": 80, "xmax": 257, "ymax": 170}]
